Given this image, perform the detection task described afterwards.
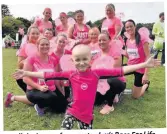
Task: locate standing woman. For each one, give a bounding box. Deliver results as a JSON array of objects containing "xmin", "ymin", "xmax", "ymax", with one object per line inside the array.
[
  {"xmin": 102, "ymin": 4, "xmax": 123, "ymax": 44},
  {"xmin": 68, "ymin": 10, "xmax": 90, "ymax": 45},
  {"xmin": 124, "ymin": 19, "xmax": 151, "ymax": 99},
  {"xmin": 33, "ymin": 8, "xmax": 53, "ymax": 34},
  {"xmin": 56, "ymin": 12, "xmax": 69, "ymax": 34}
]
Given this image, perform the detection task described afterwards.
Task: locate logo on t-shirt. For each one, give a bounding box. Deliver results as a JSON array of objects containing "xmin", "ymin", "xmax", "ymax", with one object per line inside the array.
[{"xmin": 81, "ymin": 83, "xmax": 88, "ymax": 90}]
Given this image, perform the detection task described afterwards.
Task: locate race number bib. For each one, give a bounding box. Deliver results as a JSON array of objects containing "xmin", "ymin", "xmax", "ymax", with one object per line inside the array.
[{"xmin": 127, "ymin": 48, "xmax": 140, "ymax": 59}]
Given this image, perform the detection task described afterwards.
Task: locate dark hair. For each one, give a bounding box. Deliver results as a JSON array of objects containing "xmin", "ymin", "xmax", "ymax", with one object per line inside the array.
[
  {"xmin": 159, "ymin": 12, "xmax": 164, "ymax": 18},
  {"xmin": 125, "ymin": 19, "xmax": 141, "ymax": 46},
  {"xmin": 75, "ymin": 10, "xmax": 84, "ymax": 16}
]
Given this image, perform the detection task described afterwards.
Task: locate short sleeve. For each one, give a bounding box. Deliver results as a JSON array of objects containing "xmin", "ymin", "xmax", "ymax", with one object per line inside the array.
[{"xmin": 18, "ymin": 44, "xmax": 27, "ymax": 57}]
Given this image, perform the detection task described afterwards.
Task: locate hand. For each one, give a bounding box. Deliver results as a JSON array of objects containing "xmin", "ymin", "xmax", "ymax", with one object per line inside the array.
[
  {"xmin": 39, "ymin": 85, "xmax": 48, "ymax": 92},
  {"xmin": 12, "ymin": 69, "xmax": 25, "ymax": 79},
  {"xmin": 145, "ymin": 56, "xmax": 161, "ymax": 68},
  {"xmin": 142, "ymin": 74, "xmax": 149, "ymax": 84}
]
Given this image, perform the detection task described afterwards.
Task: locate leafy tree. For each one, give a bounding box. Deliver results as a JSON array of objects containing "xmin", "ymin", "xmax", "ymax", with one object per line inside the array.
[
  {"xmin": 1, "ymin": 4, "xmax": 11, "ymax": 18},
  {"xmin": 2, "ymin": 16, "xmax": 23, "ymax": 39},
  {"xmin": 16, "ymin": 17, "xmax": 31, "ymax": 33}
]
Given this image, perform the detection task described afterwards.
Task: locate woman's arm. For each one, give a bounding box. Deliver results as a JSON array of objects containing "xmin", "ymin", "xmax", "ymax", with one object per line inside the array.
[
  {"xmin": 17, "ymin": 56, "xmax": 26, "ymax": 69},
  {"xmin": 113, "ymin": 24, "xmax": 122, "ymax": 39},
  {"xmin": 68, "ymin": 25, "xmax": 74, "ymax": 39}
]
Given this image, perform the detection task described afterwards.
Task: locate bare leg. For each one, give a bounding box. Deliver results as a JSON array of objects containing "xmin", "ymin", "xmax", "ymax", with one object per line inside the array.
[
  {"xmin": 132, "ymin": 84, "xmax": 149, "ymax": 99},
  {"xmin": 12, "ymin": 95, "xmax": 32, "ymax": 105}
]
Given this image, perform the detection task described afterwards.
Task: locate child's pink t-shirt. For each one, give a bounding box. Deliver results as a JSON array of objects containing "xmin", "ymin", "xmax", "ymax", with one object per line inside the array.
[
  {"xmin": 26, "ymin": 55, "xmax": 58, "ymax": 91},
  {"xmin": 44, "ymin": 68, "xmax": 123, "ymax": 124},
  {"xmin": 72, "ymin": 24, "xmax": 89, "ymax": 40},
  {"xmin": 126, "ymin": 38, "xmax": 148, "ymax": 74},
  {"xmin": 102, "ymin": 17, "xmax": 122, "ymax": 39},
  {"xmin": 18, "ymin": 43, "xmax": 38, "ymax": 58}
]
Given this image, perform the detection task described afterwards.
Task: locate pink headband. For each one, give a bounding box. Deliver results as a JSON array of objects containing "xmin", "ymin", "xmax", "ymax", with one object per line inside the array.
[{"xmin": 60, "ymin": 12, "xmax": 67, "ymax": 17}]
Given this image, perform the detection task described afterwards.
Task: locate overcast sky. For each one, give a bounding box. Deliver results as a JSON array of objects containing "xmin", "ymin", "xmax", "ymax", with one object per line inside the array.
[{"xmin": 7, "ymin": 2, "xmax": 164, "ymax": 23}]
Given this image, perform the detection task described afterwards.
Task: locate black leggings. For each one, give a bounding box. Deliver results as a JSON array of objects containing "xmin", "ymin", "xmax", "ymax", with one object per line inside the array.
[
  {"xmin": 26, "ymin": 89, "xmax": 68, "ymax": 113},
  {"xmin": 95, "ymin": 78, "xmax": 126, "ymax": 106},
  {"xmin": 16, "ymin": 79, "xmax": 27, "ymax": 93}
]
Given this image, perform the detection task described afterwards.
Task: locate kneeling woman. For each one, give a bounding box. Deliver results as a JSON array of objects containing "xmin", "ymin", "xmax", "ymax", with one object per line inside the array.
[{"xmin": 24, "ymin": 36, "xmax": 68, "ymax": 115}]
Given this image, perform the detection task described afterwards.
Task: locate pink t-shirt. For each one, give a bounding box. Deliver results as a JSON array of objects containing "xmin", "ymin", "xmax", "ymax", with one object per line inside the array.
[
  {"xmin": 56, "ymin": 24, "xmax": 68, "ymax": 34},
  {"xmin": 26, "ymin": 55, "xmax": 58, "ymax": 91},
  {"xmin": 89, "ymin": 42, "xmax": 101, "ymax": 59},
  {"xmin": 49, "ymin": 37, "xmax": 57, "ymax": 54},
  {"xmin": 72, "ymin": 24, "xmax": 89, "ymax": 40},
  {"xmin": 102, "ymin": 17, "xmax": 122, "ymax": 39},
  {"xmin": 126, "ymin": 38, "xmax": 148, "ymax": 74},
  {"xmin": 18, "ymin": 42, "xmax": 38, "ymax": 58},
  {"xmin": 44, "ymin": 68, "xmax": 123, "ymax": 124},
  {"xmin": 35, "ymin": 19, "xmax": 53, "ymax": 34}
]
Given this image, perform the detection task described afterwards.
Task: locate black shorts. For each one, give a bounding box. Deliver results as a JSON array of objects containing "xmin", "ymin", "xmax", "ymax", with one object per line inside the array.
[{"xmin": 134, "ymin": 72, "xmax": 144, "ymax": 87}]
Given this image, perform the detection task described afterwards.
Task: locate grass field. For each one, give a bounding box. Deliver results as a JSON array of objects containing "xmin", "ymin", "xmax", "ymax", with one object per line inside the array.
[{"xmin": 3, "ymin": 48, "xmax": 166, "ymax": 130}]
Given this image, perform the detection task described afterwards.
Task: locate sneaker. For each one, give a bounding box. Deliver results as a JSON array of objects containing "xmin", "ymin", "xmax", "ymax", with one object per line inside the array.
[
  {"xmin": 34, "ymin": 104, "xmax": 44, "ymax": 116},
  {"xmin": 4, "ymin": 92, "xmax": 13, "ymax": 107},
  {"xmin": 123, "ymin": 89, "xmax": 132, "ymax": 95},
  {"xmin": 100, "ymin": 104, "xmax": 114, "ymax": 115}
]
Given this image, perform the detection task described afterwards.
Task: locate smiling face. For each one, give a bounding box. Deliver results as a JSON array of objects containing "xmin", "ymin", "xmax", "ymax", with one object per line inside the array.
[
  {"xmin": 72, "ymin": 45, "xmax": 91, "ymax": 72},
  {"xmin": 98, "ymin": 33, "xmax": 110, "ymax": 51},
  {"xmin": 125, "ymin": 21, "xmax": 136, "ymax": 36},
  {"xmin": 89, "ymin": 28, "xmax": 100, "ymax": 43},
  {"xmin": 105, "ymin": 5, "xmax": 115, "ymax": 18},
  {"xmin": 43, "ymin": 8, "xmax": 52, "ymax": 20},
  {"xmin": 56, "ymin": 35, "xmax": 67, "ymax": 51},
  {"xmin": 37, "ymin": 38, "xmax": 50, "ymax": 54},
  {"xmin": 28, "ymin": 27, "xmax": 40, "ymax": 44},
  {"xmin": 44, "ymin": 30, "xmax": 53, "ymax": 40},
  {"xmin": 75, "ymin": 12, "xmax": 84, "ymax": 24}
]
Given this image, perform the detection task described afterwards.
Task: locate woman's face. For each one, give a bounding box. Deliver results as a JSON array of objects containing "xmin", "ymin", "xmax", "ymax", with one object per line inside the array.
[
  {"xmin": 43, "ymin": 10, "xmax": 52, "ymax": 20},
  {"xmin": 28, "ymin": 28, "xmax": 40, "ymax": 43},
  {"xmin": 105, "ymin": 6, "xmax": 115, "ymax": 18},
  {"xmin": 56, "ymin": 36, "xmax": 67, "ymax": 51},
  {"xmin": 60, "ymin": 15, "xmax": 68, "ymax": 24},
  {"xmin": 98, "ymin": 34, "xmax": 110, "ymax": 51},
  {"xmin": 125, "ymin": 21, "xmax": 136, "ymax": 36},
  {"xmin": 89, "ymin": 30, "xmax": 99, "ymax": 42},
  {"xmin": 75, "ymin": 12, "xmax": 84, "ymax": 24},
  {"xmin": 44, "ymin": 30, "xmax": 53, "ymax": 40},
  {"xmin": 37, "ymin": 39, "xmax": 50, "ymax": 54}
]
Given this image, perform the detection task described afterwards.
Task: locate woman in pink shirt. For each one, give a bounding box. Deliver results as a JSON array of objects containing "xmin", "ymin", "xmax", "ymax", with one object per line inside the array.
[
  {"xmin": 68, "ymin": 10, "xmax": 90, "ymax": 45},
  {"xmin": 92, "ymin": 33, "xmax": 126, "ymax": 114},
  {"xmin": 33, "ymin": 8, "xmax": 53, "ymax": 34},
  {"xmin": 56, "ymin": 12, "xmax": 69, "ymax": 34},
  {"xmin": 101, "ymin": 3, "xmax": 123, "ymax": 46},
  {"xmin": 124, "ymin": 19, "xmax": 151, "ymax": 99},
  {"xmin": 13, "ymin": 44, "xmax": 160, "ymax": 129}
]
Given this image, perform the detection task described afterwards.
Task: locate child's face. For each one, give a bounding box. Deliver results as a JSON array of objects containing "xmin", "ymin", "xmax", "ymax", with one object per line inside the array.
[
  {"xmin": 44, "ymin": 30, "xmax": 53, "ymax": 40},
  {"xmin": 56, "ymin": 36, "xmax": 67, "ymax": 51},
  {"xmin": 37, "ymin": 38, "xmax": 50, "ymax": 54},
  {"xmin": 125, "ymin": 21, "xmax": 136, "ymax": 36},
  {"xmin": 89, "ymin": 30, "xmax": 99, "ymax": 42},
  {"xmin": 98, "ymin": 34, "xmax": 110, "ymax": 51},
  {"xmin": 72, "ymin": 46, "xmax": 91, "ymax": 72},
  {"xmin": 28, "ymin": 28, "xmax": 40, "ymax": 43}
]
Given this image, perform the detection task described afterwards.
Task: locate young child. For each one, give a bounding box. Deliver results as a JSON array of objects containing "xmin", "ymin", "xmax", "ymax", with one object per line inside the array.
[{"xmin": 13, "ymin": 45, "xmax": 160, "ymax": 129}]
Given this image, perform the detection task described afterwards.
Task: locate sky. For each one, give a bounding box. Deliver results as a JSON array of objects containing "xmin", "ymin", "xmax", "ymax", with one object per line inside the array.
[{"xmin": 7, "ymin": 2, "xmax": 164, "ymax": 23}]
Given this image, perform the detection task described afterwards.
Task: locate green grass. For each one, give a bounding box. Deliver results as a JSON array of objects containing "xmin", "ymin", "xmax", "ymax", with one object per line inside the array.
[{"xmin": 3, "ymin": 48, "xmax": 166, "ymax": 130}]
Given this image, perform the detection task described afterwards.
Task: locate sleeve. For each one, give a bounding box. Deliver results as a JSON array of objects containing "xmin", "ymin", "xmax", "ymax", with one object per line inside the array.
[
  {"xmin": 94, "ymin": 68, "xmax": 123, "ymax": 78},
  {"xmin": 152, "ymin": 23, "xmax": 158, "ymax": 35},
  {"xmin": 18, "ymin": 44, "xmax": 27, "ymax": 58},
  {"xmin": 115, "ymin": 17, "xmax": 122, "ymax": 26},
  {"xmin": 44, "ymin": 71, "xmax": 71, "ymax": 80}
]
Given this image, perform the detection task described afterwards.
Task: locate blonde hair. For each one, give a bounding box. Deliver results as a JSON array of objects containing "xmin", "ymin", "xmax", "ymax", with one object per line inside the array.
[
  {"xmin": 26, "ymin": 26, "xmax": 39, "ymax": 41},
  {"xmin": 106, "ymin": 3, "xmax": 115, "ymax": 11},
  {"xmin": 36, "ymin": 36, "xmax": 50, "ymax": 45},
  {"xmin": 55, "ymin": 33, "xmax": 68, "ymax": 43},
  {"xmin": 88, "ymin": 27, "xmax": 100, "ymax": 37}
]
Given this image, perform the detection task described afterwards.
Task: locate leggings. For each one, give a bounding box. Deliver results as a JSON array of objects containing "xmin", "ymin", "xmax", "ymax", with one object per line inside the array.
[
  {"xmin": 95, "ymin": 78, "xmax": 126, "ymax": 106},
  {"xmin": 61, "ymin": 114, "xmax": 93, "ymax": 130},
  {"xmin": 26, "ymin": 89, "xmax": 68, "ymax": 113},
  {"xmin": 16, "ymin": 79, "xmax": 27, "ymax": 93}
]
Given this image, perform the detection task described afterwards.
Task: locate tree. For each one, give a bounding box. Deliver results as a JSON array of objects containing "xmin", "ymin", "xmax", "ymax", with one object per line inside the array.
[
  {"xmin": 16, "ymin": 17, "xmax": 31, "ymax": 33},
  {"xmin": 1, "ymin": 4, "xmax": 11, "ymax": 18},
  {"xmin": 67, "ymin": 11, "xmax": 75, "ymax": 18},
  {"xmin": 2, "ymin": 16, "xmax": 23, "ymax": 39}
]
